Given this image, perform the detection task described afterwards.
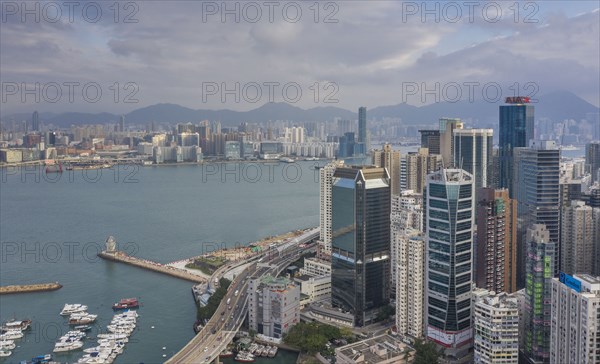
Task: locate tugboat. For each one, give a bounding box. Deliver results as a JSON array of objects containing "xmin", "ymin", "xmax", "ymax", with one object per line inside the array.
[{"xmin": 112, "ymin": 298, "xmax": 139, "ymax": 310}]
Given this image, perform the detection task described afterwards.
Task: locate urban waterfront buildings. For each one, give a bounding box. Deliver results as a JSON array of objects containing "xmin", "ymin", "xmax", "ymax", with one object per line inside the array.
[
  {"xmin": 453, "ymin": 128, "xmax": 494, "ymax": 191},
  {"xmin": 425, "ymin": 169, "xmax": 474, "ymax": 356},
  {"xmin": 499, "ymin": 97, "xmax": 535, "ymax": 197},
  {"xmin": 395, "ymin": 232, "xmax": 425, "ymax": 340},
  {"xmin": 248, "ymin": 275, "xmax": 300, "ymax": 339},
  {"xmin": 550, "ymin": 273, "xmax": 600, "ymax": 364},
  {"xmin": 523, "ymin": 224, "xmax": 555, "ymax": 364},
  {"xmin": 372, "ymin": 144, "xmax": 401, "ymax": 196},
  {"xmin": 331, "ymin": 166, "xmax": 391, "ymax": 327},
  {"xmin": 473, "ymin": 291, "xmax": 520, "ymax": 364},
  {"xmin": 476, "ymin": 188, "xmax": 518, "ymax": 293}
]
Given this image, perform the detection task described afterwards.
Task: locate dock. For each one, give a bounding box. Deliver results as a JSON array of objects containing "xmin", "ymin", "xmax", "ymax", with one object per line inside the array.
[
  {"xmin": 0, "ymin": 282, "xmax": 62, "ymax": 295},
  {"xmin": 98, "ymin": 251, "xmax": 207, "ymax": 283}
]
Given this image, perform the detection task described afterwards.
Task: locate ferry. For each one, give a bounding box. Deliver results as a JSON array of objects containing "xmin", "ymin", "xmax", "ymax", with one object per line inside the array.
[
  {"xmin": 112, "ymin": 298, "xmax": 139, "ymax": 310},
  {"xmin": 1, "ymin": 319, "xmax": 32, "ymax": 332},
  {"xmin": 279, "ymin": 157, "xmax": 295, "ymax": 163},
  {"xmin": 234, "ymin": 351, "xmax": 255, "ymax": 362}
]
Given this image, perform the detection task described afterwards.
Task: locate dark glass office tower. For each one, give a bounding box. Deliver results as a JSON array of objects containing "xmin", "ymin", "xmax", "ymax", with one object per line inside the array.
[
  {"xmin": 358, "ymin": 107, "xmax": 367, "ymax": 143},
  {"xmin": 425, "ymin": 169, "xmax": 475, "ymax": 356},
  {"xmin": 331, "ymin": 166, "xmax": 391, "ymax": 327},
  {"xmin": 499, "ymin": 97, "xmax": 534, "ymax": 198}
]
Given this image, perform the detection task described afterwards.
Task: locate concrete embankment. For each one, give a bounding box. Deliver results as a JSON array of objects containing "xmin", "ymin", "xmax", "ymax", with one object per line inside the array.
[
  {"xmin": 98, "ymin": 251, "xmax": 206, "ymax": 283},
  {"xmin": 0, "ymin": 282, "xmax": 62, "ymax": 295}
]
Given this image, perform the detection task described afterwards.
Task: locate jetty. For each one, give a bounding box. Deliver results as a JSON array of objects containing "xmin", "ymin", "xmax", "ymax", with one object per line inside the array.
[
  {"xmin": 0, "ymin": 282, "xmax": 62, "ymax": 295},
  {"xmin": 98, "ymin": 236, "xmax": 206, "ymax": 284}
]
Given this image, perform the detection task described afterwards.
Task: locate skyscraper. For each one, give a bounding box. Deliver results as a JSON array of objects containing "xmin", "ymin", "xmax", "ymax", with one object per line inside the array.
[
  {"xmin": 372, "ymin": 144, "xmax": 401, "ymax": 196},
  {"xmin": 439, "ymin": 118, "xmax": 463, "ymax": 167},
  {"xmin": 516, "ymin": 140, "xmax": 560, "ymax": 278},
  {"xmin": 453, "ymin": 128, "xmax": 493, "ymax": 191},
  {"xmin": 475, "ymin": 188, "xmax": 518, "ymax": 293},
  {"xmin": 319, "ymin": 160, "xmax": 344, "ymax": 257},
  {"xmin": 425, "ymin": 169, "xmax": 474, "ymax": 356},
  {"xmin": 499, "ymin": 97, "xmax": 534, "ymax": 197},
  {"xmin": 396, "ymin": 232, "xmax": 425, "ymax": 340},
  {"xmin": 356, "ymin": 107, "xmax": 367, "ymax": 156},
  {"xmin": 404, "ymin": 148, "xmax": 442, "ymax": 194},
  {"xmin": 419, "ymin": 129, "xmax": 441, "ymax": 155},
  {"xmin": 119, "ymin": 115, "xmax": 125, "ymax": 132},
  {"xmin": 31, "ymin": 111, "xmax": 39, "ymax": 132},
  {"xmin": 561, "ymin": 201, "xmax": 597, "ymax": 275},
  {"xmin": 331, "ymin": 166, "xmax": 391, "ymax": 327},
  {"xmin": 550, "ymin": 273, "xmax": 600, "ymax": 364},
  {"xmin": 523, "ymin": 224, "xmax": 555, "ymax": 364},
  {"xmin": 586, "ymin": 142, "xmax": 600, "ymax": 183}
]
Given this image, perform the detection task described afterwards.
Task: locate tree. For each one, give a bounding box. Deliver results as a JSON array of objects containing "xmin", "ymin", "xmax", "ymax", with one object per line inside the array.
[{"xmin": 413, "ymin": 338, "xmax": 440, "ymax": 364}]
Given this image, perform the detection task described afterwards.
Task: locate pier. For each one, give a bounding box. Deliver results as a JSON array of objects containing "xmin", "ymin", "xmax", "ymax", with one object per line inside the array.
[
  {"xmin": 98, "ymin": 250, "xmax": 207, "ymax": 283},
  {"xmin": 0, "ymin": 282, "xmax": 62, "ymax": 295}
]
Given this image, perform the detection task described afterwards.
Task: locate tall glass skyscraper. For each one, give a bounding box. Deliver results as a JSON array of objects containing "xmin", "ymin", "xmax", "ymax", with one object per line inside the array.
[
  {"xmin": 515, "ymin": 140, "xmax": 560, "ymax": 281},
  {"xmin": 425, "ymin": 169, "xmax": 474, "ymax": 356},
  {"xmin": 499, "ymin": 98, "xmax": 534, "ymax": 198},
  {"xmin": 331, "ymin": 166, "xmax": 391, "ymax": 327},
  {"xmin": 355, "ymin": 107, "xmax": 367, "ymax": 156},
  {"xmin": 453, "ymin": 128, "xmax": 493, "ymax": 191}
]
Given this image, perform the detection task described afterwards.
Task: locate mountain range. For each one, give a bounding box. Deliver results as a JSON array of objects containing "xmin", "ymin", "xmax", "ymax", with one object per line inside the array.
[{"xmin": 2, "ymin": 91, "xmax": 597, "ymax": 129}]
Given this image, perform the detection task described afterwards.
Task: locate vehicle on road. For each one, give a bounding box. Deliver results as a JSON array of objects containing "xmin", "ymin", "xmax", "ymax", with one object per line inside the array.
[
  {"xmin": 226, "ymin": 298, "xmax": 231, "ymax": 305},
  {"xmin": 234, "ymin": 290, "xmax": 239, "ymax": 297}
]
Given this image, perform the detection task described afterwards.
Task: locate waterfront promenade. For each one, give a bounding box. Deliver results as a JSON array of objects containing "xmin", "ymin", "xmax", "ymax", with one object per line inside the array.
[{"xmin": 0, "ymin": 282, "xmax": 62, "ymax": 295}]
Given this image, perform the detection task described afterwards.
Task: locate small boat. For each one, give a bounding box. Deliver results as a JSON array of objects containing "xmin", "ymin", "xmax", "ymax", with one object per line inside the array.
[
  {"xmin": 261, "ymin": 346, "xmax": 270, "ymax": 357},
  {"xmin": 0, "ymin": 349, "xmax": 12, "ymax": 357},
  {"xmin": 53, "ymin": 340, "xmax": 84, "ymax": 352},
  {"xmin": 268, "ymin": 346, "xmax": 278, "ymax": 357},
  {"xmin": 0, "ymin": 341, "xmax": 15, "ymax": 350},
  {"xmin": 279, "ymin": 157, "xmax": 295, "ymax": 163},
  {"xmin": 69, "ymin": 313, "xmax": 97, "ymax": 325},
  {"xmin": 31, "ymin": 354, "xmax": 53, "ymax": 364},
  {"xmin": 74, "ymin": 325, "xmax": 92, "ymax": 332},
  {"xmin": 1, "ymin": 319, "xmax": 32, "ymax": 332},
  {"xmin": 234, "ymin": 351, "xmax": 255, "ymax": 362},
  {"xmin": 60, "ymin": 304, "xmax": 88, "ymax": 316},
  {"xmin": 0, "ymin": 330, "xmax": 23, "ymax": 340},
  {"xmin": 220, "ymin": 349, "xmax": 234, "ymax": 358},
  {"xmin": 112, "ymin": 298, "xmax": 139, "ymax": 310}
]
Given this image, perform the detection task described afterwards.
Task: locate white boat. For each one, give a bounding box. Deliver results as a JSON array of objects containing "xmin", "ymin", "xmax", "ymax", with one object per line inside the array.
[
  {"xmin": 279, "ymin": 157, "xmax": 295, "ymax": 163},
  {"xmin": 0, "ymin": 330, "xmax": 23, "ymax": 340},
  {"xmin": 61, "ymin": 304, "xmax": 88, "ymax": 316},
  {"xmin": 0, "ymin": 349, "xmax": 11, "ymax": 357},
  {"xmin": 53, "ymin": 340, "xmax": 84, "ymax": 352},
  {"xmin": 97, "ymin": 333, "xmax": 129, "ymax": 341},
  {"xmin": 0, "ymin": 341, "xmax": 15, "ymax": 350},
  {"xmin": 1, "ymin": 319, "xmax": 32, "ymax": 331},
  {"xmin": 70, "ymin": 313, "xmax": 98, "ymax": 325}
]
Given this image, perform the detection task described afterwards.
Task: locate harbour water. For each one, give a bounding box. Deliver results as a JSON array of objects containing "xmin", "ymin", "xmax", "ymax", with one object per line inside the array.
[{"xmin": 0, "ymin": 161, "xmax": 321, "ymax": 363}]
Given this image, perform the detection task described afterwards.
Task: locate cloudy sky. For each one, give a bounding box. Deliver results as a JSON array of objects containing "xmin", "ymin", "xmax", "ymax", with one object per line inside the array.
[{"xmin": 1, "ymin": 0, "xmax": 599, "ymax": 114}]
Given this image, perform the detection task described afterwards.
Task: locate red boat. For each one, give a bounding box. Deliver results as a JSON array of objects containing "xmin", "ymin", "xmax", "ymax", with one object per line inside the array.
[{"xmin": 112, "ymin": 298, "xmax": 139, "ymax": 310}]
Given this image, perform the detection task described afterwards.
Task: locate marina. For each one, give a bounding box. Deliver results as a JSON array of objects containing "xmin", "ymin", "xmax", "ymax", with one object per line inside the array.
[{"xmin": 1, "ymin": 162, "xmax": 318, "ymax": 363}]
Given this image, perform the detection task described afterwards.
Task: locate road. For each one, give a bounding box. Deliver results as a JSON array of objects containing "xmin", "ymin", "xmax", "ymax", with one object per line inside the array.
[{"xmin": 166, "ymin": 229, "xmax": 318, "ymax": 364}]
